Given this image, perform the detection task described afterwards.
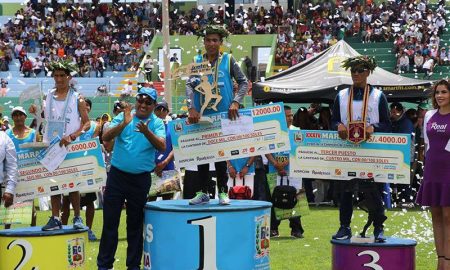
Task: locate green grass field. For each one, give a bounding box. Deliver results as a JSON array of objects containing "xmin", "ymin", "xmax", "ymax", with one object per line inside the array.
[{"xmin": 29, "ymin": 206, "xmax": 437, "ymax": 270}]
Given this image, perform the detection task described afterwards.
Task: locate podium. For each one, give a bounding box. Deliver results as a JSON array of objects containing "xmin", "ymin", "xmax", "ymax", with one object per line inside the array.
[
  {"xmin": 144, "ymin": 200, "xmax": 272, "ymax": 270},
  {"xmin": 0, "ymin": 226, "xmax": 88, "ymax": 269},
  {"xmin": 331, "ymin": 237, "xmax": 417, "ymax": 270}
]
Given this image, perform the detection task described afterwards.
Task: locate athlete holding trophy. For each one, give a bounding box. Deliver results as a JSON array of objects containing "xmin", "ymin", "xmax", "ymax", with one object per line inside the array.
[{"xmin": 331, "ymin": 56, "xmax": 392, "ymax": 242}]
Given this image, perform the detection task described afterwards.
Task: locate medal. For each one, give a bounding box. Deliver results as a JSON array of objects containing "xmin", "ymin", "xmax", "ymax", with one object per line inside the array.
[{"xmin": 347, "ymin": 85, "xmax": 370, "ymax": 144}]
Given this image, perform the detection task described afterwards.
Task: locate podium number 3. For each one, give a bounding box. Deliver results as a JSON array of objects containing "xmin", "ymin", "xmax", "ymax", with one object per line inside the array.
[
  {"xmin": 358, "ymin": 250, "xmax": 383, "ymax": 270},
  {"xmin": 7, "ymin": 239, "xmax": 38, "ymax": 270},
  {"xmin": 187, "ymin": 216, "xmax": 218, "ymax": 270}
]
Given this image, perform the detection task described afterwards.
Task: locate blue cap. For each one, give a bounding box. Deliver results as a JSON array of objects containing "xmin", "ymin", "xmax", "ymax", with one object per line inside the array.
[{"xmin": 137, "ymin": 87, "xmax": 157, "ymax": 100}]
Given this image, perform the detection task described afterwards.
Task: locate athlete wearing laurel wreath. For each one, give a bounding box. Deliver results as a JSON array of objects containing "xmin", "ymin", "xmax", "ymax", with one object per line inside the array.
[
  {"xmin": 186, "ymin": 24, "xmax": 248, "ymax": 205},
  {"xmin": 331, "ymin": 56, "xmax": 391, "ymax": 242}
]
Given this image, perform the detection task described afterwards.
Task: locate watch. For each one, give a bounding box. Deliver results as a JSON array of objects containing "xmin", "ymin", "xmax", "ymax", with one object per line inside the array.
[
  {"xmin": 70, "ymin": 134, "xmax": 77, "ymax": 141},
  {"xmin": 245, "ymin": 163, "xmax": 251, "ymax": 168}
]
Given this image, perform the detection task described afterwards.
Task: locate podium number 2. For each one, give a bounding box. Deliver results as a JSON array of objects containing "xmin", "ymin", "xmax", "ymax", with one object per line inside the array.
[
  {"xmin": 7, "ymin": 239, "xmax": 37, "ymax": 270},
  {"xmin": 358, "ymin": 250, "xmax": 383, "ymax": 270},
  {"xmin": 187, "ymin": 216, "xmax": 217, "ymax": 270}
]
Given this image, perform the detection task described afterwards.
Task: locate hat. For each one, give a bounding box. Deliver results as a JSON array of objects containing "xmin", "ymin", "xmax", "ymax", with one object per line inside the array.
[
  {"xmin": 155, "ymin": 101, "xmax": 169, "ymax": 112},
  {"xmin": 390, "ymin": 102, "xmax": 404, "ymax": 111},
  {"xmin": 11, "ymin": 106, "xmax": 27, "ymax": 117},
  {"xmin": 2, "ymin": 115, "xmax": 9, "ymax": 122},
  {"xmin": 418, "ymin": 101, "xmax": 430, "ymax": 110},
  {"xmin": 137, "ymin": 87, "xmax": 157, "ymax": 100}
]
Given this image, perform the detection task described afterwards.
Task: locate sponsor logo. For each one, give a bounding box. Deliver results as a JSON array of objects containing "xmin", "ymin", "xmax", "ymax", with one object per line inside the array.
[
  {"xmin": 430, "ymin": 122, "xmax": 447, "ymax": 133},
  {"xmin": 61, "ymin": 183, "xmax": 68, "ymax": 190},
  {"xmin": 396, "ymin": 174, "xmax": 406, "ymax": 179},
  {"xmin": 388, "ymin": 174, "xmax": 394, "ymax": 180},
  {"xmin": 306, "ymin": 132, "xmax": 321, "ymax": 138},
  {"xmin": 294, "ymin": 169, "xmax": 310, "ymax": 174},
  {"xmin": 218, "ymin": 150, "xmax": 225, "ymax": 157},
  {"xmin": 69, "ymin": 182, "xmax": 75, "ymax": 189},
  {"xmin": 16, "ymin": 192, "xmax": 35, "ymax": 198},
  {"xmin": 312, "ymin": 170, "xmax": 331, "ymax": 176},
  {"xmin": 375, "ymin": 174, "xmax": 384, "ymax": 178},
  {"xmin": 269, "ymin": 144, "xmax": 275, "ymax": 150},
  {"xmin": 87, "ymin": 179, "xmax": 94, "ymax": 185},
  {"xmin": 367, "ymin": 172, "xmax": 373, "ymax": 178},
  {"xmin": 37, "ymin": 186, "xmax": 45, "ymax": 193},
  {"xmin": 95, "ymin": 178, "xmax": 103, "ymax": 184},
  {"xmin": 67, "ymin": 238, "xmax": 85, "ymax": 267},
  {"xmin": 231, "ymin": 150, "xmax": 239, "ymax": 156},
  {"xmin": 249, "ymin": 147, "xmax": 255, "ymax": 153},
  {"xmin": 255, "ymin": 214, "xmax": 270, "ymax": 258},
  {"xmin": 50, "ymin": 186, "xmax": 59, "ymax": 192},
  {"xmin": 81, "ymin": 170, "xmax": 93, "ymax": 176},
  {"xmin": 277, "ymin": 143, "xmax": 285, "ymax": 148},
  {"xmin": 257, "ymin": 146, "xmax": 266, "ymax": 151},
  {"xmin": 348, "ymin": 172, "xmax": 356, "ymax": 177},
  {"xmin": 359, "ymin": 172, "xmax": 366, "ymax": 177},
  {"xmin": 264, "ymin": 135, "xmax": 276, "ymax": 141},
  {"xmin": 242, "ymin": 148, "xmax": 248, "ymax": 154},
  {"xmin": 335, "ymin": 169, "xmax": 342, "ymax": 176},
  {"xmin": 174, "ymin": 122, "xmax": 183, "ymax": 132},
  {"xmin": 294, "ymin": 132, "xmax": 303, "ymax": 143}
]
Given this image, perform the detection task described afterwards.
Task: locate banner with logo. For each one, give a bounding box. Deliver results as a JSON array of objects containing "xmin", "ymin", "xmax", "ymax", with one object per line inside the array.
[
  {"xmin": 14, "ymin": 138, "xmax": 107, "ymax": 202},
  {"xmin": 0, "ymin": 201, "xmax": 33, "ymax": 225},
  {"xmin": 169, "ymin": 103, "xmax": 290, "ymax": 168},
  {"xmin": 289, "ymin": 130, "xmax": 411, "ymax": 184}
]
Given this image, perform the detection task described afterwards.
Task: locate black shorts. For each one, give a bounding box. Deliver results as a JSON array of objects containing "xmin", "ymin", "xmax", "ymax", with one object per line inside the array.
[{"xmin": 80, "ymin": 192, "xmax": 97, "ymax": 207}]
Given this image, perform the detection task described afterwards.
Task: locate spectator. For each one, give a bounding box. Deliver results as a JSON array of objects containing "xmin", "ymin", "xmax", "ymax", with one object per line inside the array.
[
  {"xmin": 0, "ymin": 78, "xmax": 8, "ymax": 97},
  {"xmin": 142, "ymin": 54, "xmax": 154, "ymax": 82},
  {"xmin": 423, "ymin": 56, "xmax": 435, "ymax": 79},
  {"xmin": 169, "ymin": 53, "xmax": 179, "ymax": 63},
  {"xmin": 97, "ymin": 87, "xmax": 165, "ymax": 270}
]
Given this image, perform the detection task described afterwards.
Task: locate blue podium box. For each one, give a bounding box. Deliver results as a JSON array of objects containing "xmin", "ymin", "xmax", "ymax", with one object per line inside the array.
[
  {"xmin": 144, "ymin": 200, "xmax": 272, "ymax": 270},
  {"xmin": 331, "ymin": 237, "xmax": 417, "ymax": 270},
  {"xmin": 0, "ymin": 226, "xmax": 88, "ymax": 269}
]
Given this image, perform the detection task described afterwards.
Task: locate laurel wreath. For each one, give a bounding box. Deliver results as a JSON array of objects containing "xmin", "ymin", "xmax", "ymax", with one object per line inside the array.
[{"xmin": 341, "ymin": 55, "xmax": 377, "ymax": 72}]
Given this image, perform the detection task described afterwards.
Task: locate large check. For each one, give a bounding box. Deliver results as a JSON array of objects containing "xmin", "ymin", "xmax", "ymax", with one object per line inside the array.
[
  {"xmin": 169, "ymin": 103, "xmax": 290, "ymax": 168},
  {"xmin": 14, "ymin": 138, "xmax": 107, "ymax": 202},
  {"xmin": 289, "ymin": 130, "xmax": 411, "ymax": 184}
]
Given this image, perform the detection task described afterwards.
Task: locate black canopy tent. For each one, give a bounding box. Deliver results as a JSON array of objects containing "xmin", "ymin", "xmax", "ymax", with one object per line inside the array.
[{"xmin": 252, "ymin": 40, "xmax": 433, "ymax": 104}]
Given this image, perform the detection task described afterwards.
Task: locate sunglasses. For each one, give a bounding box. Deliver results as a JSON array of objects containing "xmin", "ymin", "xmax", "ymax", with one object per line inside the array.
[
  {"xmin": 350, "ymin": 68, "xmax": 368, "ymax": 74},
  {"xmin": 136, "ymin": 95, "xmax": 154, "ymax": 106}
]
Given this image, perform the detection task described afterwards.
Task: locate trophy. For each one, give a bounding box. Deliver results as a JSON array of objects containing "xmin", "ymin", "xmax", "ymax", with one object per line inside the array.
[
  {"xmin": 173, "ymin": 61, "xmax": 221, "ymax": 124},
  {"xmin": 19, "ymin": 85, "xmax": 49, "ymax": 149}
]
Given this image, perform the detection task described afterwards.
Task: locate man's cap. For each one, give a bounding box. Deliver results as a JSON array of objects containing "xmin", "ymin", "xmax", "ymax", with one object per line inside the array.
[
  {"xmin": 390, "ymin": 102, "xmax": 404, "ymax": 111},
  {"xmin": 418, "ymin": 101, "xmax": 430, "ymax": 110},
  {"xmin": 137, "ymin": 87, "xmax": 157, "ymax": 101},
  {"xmin": 11, "ymin": 106, "xmax": 27, "ymax": 117},
  {"xmin": 155, "ymin": 101, "xmax": 169, "ymax": 111},
  {"xmin": 2, "ymin": 115, "xmax": 9, "ymax": 121}
]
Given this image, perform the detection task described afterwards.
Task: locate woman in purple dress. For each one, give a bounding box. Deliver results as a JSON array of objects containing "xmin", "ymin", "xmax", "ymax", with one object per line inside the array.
[{"xmin": 416, "ymin": 79, "xmax": 450, "ymax": 270}]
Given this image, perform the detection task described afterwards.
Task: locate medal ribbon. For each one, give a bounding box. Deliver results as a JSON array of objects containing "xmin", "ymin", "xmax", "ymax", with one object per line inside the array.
[{"xmin": 347, "ymin": 84, "xmax": 370, "ymax": 125}]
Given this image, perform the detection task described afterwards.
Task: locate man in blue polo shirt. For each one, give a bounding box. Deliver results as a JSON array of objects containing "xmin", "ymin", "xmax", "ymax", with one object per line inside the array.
[{"xmin": 97, "ymin": 87, "xmax": 166, "ymax": 270}]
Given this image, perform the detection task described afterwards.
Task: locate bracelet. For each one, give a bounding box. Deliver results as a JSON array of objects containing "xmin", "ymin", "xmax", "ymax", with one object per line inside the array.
[
  {"xmin": 245, "ymin": 163, "xmax": 251, "ymax": 168},
  {"xmin": 228, "ymin": 165, "xmax": 233, "ymax": 169},
  {"xmin": 69, "ymin": 134, "xmax": 77, "ymax": 141}
]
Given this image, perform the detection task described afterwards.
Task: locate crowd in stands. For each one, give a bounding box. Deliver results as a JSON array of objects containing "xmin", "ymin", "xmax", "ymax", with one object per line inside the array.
[
  {"xmin": 388, "ymin": 1, "xmax": 447, "ymax": 78},
  {"xmin": 0, "ymin": 0, "xmax": 160, "ymax": 77}
]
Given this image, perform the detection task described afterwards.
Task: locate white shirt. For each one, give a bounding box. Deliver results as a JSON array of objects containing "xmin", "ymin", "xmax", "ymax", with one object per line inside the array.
[{"xmin": 0, "ymin": 132, "xmax": 18, "ymax": 194}]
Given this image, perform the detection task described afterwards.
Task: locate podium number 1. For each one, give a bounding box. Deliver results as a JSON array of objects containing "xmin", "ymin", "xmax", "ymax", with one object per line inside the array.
[
  {"xmin": 187, "ymin": 216, "xmax": 218, "ymax": 270},
  {"xmin": 358, "ymin": 250, "xmax": 383, "ymax": 270}
]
